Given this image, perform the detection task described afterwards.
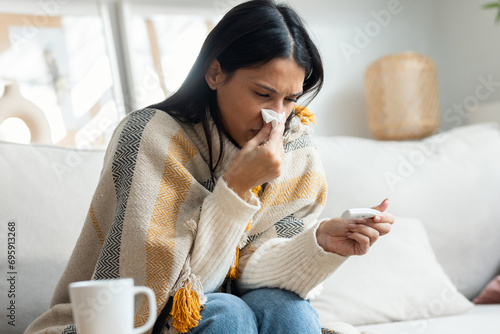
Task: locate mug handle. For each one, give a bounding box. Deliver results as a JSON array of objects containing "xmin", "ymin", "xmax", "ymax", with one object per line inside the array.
[{"xmin": 132, "ymin": 287, "xmax": 157, "ymax": 334}]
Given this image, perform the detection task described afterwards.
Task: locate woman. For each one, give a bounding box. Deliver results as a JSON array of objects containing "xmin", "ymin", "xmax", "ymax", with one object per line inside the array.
[{"xmin": 26, "ymin": 1, "xmax": 394, "ymax": 333}]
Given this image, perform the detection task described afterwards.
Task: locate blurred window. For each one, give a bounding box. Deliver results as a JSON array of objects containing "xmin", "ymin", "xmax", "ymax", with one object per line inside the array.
[
  {"xmin": 0, "ymin": 2, "xmax": 123, "ymax": 147},
  {"xmin": 124, "ymin": 4, "xmax": 220, "ymax": 109},
  {"xmin": 0, "ymin": 1, "xmax": 226, "ymax": 147}
]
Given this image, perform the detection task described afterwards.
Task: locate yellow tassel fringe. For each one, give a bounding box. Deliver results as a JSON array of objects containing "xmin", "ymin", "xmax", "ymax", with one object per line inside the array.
[
  {"xmin": 227, "ymin": 219, "xmax": 252, "ymax": 280},
  {"xmin": 227, "ymin": 189, "xmax": 259, "ymax": 281},
  {"xmin": 252, "ymin": 185, "xmax": 262, "ymax": 197},
  {"xmin": 227, "ymin": 247, "xmax": 240, "ymax": 280},
  {"xmin": 170, "ymin": 284, "xmax": 203, "ymax": 333},
  {"xmin": 294, "ymin": 105, "xmax": 316, "ymax": 125}
]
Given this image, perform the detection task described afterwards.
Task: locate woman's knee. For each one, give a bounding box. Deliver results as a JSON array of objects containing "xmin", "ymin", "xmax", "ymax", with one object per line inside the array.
[
  {"xmin": 241, "ymin": 288, "xmax": 321, "ymax": 333},
  {"xmin": 193, "ymin": 293, "xmax": 258, "ymax": 334}
]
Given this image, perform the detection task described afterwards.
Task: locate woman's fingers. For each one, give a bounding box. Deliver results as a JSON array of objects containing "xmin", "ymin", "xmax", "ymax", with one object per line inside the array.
[
  {"xmin": 347, "ymin": 223, "xmax": 380, "ymax": 245},
  {"xmin": 266, "ymin": 114, "xmax": 286, "ymax": 143},
  {"xmin": 376, "ymin": 212, "xmax": 396, "ymax": 224},
  {"xmin": 345, "ymin": 231, "xmax": 371, "ymax": 254},
  {"xmin": 371, "ymin": 198, "xmax": 389, "ymax": 212},
  {"xmin": 224, "ymin": 116, "xmax": 286, "ymax": 195},
  {"xmin": 248, "ymin": 122, "xmax": 273, "ymax": 147},
  {"xmin": 375, "ymin": 213, "xmax": 395, "ymax": 235},
  {"xmin": 373, "ymin": 223, "xmax": 392, "ymax": 235},
  {"xmin": 354, "ymin": 212, "xmax": 395, "ymax": 235},
  {"xmin": 247, "ymin": 113, "xmax": 285, "ymax": 148}
]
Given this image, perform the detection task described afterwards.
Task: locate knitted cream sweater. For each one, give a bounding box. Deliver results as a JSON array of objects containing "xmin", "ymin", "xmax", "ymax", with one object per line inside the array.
[{"xmin": 25, "ymin": 108, "xmax": 346, "ymax": 334}]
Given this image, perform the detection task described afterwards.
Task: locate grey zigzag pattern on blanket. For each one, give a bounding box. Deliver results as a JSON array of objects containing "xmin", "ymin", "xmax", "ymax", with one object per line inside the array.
[
  {"xmin": 274, "ymin": 214, "xmax": 304, "ymax": 238},
  {"xmin": 284, "ymin": 133, "xmax": 314, "ymax": 153},
  {"xmin": 202, "ymin": 178, "xmax": 216, "ymax": 192},
  {"xmin": 94, "ymin": 108, "xmax": 156, "ymax": 280},
  {"xmin": 245, "ymin": 213, "xmax": 304, "ymax": 244},
  {"xmin": 62, "ymin": 324, "xmax": 76, "ymax": 334}
]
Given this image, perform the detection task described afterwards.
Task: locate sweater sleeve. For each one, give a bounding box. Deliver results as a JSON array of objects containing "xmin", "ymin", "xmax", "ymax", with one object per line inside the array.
[
  {"xmin": 237, "ymin": 221, "xmax": 347, "ymax": 299},
  {"xmin": 190, "ymin": 177, "xmax": 261, "ymax": 292}
]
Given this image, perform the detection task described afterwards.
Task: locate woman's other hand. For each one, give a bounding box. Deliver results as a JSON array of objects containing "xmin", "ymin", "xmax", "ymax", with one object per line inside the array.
[
  {"xmin": 316, "ymin": 198, "xmax": 395, "ymax": 256},
  {"xmin": 223, "ymin": 118, "xmax": 285, "ymax": 199}
]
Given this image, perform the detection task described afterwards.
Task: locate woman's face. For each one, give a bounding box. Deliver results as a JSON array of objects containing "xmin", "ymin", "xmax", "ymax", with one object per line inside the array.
[{"xmin": 209, "ymin": 57, "xmax": 305, "ymax": 147}]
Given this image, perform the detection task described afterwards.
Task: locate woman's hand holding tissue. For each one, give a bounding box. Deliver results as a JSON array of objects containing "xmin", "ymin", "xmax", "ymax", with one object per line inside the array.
[
  {"xmin": 223, "ymin": 116, "xmax": 286, "ymax": 199},
  {"xmin": 316, "ymin": 198, "xmax": 395, "ymax": 256}
]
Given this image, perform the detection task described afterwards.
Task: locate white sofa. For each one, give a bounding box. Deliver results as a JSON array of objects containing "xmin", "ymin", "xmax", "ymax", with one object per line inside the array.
[{"xmin": 1, "ymin": 122, "xmax": 500, "ymax": 334}]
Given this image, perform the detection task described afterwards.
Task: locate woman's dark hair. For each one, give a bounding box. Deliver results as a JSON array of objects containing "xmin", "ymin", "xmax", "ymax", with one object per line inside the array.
[{"xmin": 150, "ymin": 0, "xmax": 324, "ymax": 177}]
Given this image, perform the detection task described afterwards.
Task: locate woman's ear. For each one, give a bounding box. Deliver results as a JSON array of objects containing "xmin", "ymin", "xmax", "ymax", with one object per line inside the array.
[{"xmin": 205, "ymin": 59, "xmax": 224, "ymax": 90}]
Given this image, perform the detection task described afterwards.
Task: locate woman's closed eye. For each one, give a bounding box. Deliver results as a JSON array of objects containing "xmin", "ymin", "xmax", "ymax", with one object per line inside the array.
[
  {"xmin": 255, "ymin": 92, "xmax": 270, "ymax": 98},
  {"xmin": 255, "ymin": 92, "xmax": 297, "ymax": 103}
]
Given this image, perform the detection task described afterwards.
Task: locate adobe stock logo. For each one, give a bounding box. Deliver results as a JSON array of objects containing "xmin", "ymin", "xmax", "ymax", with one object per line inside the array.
[
  {"xmin": 339, "ymin": 0, "xmax": 407, "ymax": 64},
  {"xmin": 383, "ymin": 132, "xmax": 447, "ymax": 192},
  {"xmin": 9, "ymin": 0, "xmax": 70, "ymax": 53},
  {"xmin": 443, "ymin": 74, "xmax": 500, "ymax": 127}
]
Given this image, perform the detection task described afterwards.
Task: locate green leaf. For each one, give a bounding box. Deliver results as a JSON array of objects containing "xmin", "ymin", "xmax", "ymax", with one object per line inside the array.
[
  {"xmin": 482, "ymin": 1, "xmax": 500, "ymax": 24},
  {"xmin": 483, "ymin": 3, "xmax": 500, "ymax": 9}
]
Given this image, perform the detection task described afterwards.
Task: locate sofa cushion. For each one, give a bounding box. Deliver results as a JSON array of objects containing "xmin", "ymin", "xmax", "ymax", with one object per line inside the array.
[
  {"xmin": 315, "ymin": 122, "xmax": 500, "ymax": 300},
  {"xmin": 311, "ymin": 217, "xmax": 473, "ymax": 327},
  {"xmin": 0, "ymin": 141, "xmax": 105, "ymax": 333},
  {"xmin": 356, "ymin": 304, "xmax": 500, "ymax": 334}
]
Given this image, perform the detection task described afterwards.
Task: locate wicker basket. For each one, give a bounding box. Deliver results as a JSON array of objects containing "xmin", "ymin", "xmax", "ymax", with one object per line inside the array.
[{"xmin": 364, "ymin": 52, "xmax": 440, "ymax": 140}]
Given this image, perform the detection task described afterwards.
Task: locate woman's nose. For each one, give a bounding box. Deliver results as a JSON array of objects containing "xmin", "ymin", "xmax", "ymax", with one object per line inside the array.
[{"xmin": 269, "ymin": 102, "xmax": 284, "ymax": 114}]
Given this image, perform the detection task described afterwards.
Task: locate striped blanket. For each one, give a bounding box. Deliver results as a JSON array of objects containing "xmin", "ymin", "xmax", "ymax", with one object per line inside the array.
[{"xmin": 26, "ymin": 107, "xmax": 346, "ymax": 334}]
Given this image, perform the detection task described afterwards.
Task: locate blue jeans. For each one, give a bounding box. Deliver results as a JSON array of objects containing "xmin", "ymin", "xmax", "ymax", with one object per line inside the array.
[{"xmin": 188, "ymin": 288, "xmax": 321, "ymax": 334}]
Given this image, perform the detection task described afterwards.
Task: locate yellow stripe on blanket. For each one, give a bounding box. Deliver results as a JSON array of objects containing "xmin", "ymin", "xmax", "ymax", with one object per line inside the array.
[
  {"xmin": 261, "ymin": 171, "xmax": 327, "ymax": 208},
  {"xmin": 135, "ymin": 129, "xmax": 199, "ymax": 327}
]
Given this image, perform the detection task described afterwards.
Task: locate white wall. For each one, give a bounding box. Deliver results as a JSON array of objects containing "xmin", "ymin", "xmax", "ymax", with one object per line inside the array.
[
  {"xmin": 287, "ymin": 0, "xmax": 500, "ymax": 137},
  {"xmin": 434, "ymin": 0, "xmax": 500, "ymax": 131}
]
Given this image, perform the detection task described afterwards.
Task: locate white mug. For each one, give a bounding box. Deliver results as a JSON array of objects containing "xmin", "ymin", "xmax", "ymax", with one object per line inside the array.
[{"xmin": 69, "ymin": 278, "xmax": 157, "ymax": 334}]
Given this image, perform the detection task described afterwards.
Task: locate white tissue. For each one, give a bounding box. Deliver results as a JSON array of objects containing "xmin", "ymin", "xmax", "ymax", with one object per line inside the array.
[{"xmin": 261, "ymin": 109, "xmax": 285, "ymax": 134}]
